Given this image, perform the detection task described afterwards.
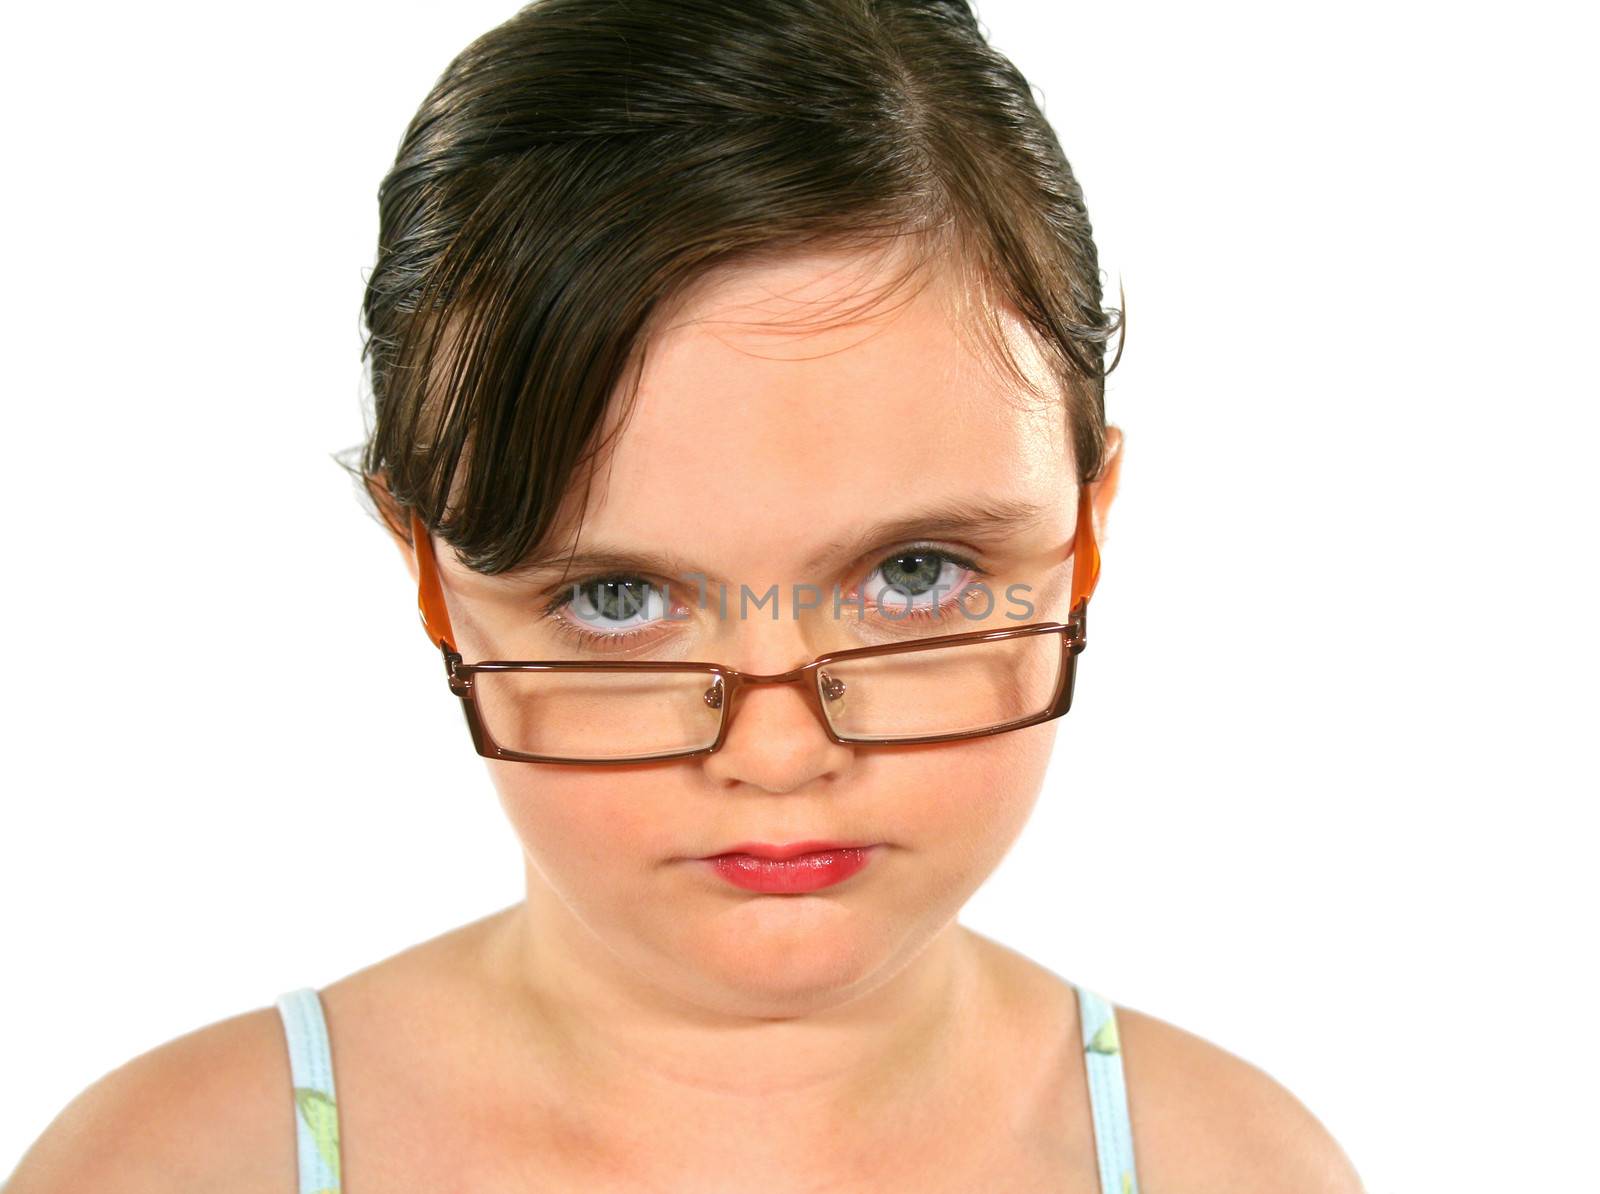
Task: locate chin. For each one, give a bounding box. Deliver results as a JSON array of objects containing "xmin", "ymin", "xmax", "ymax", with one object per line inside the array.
[{"xmin": 672, "ymin": 905, "xmax": 889, "ymax": 1005}]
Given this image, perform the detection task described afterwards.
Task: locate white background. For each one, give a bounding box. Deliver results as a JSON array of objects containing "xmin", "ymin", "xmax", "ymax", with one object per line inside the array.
[{"xmin": 2, "ymin": 2, "xmax": 1593, "ymax": 1189}]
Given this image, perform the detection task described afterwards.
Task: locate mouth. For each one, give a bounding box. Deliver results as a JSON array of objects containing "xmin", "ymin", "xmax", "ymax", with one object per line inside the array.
[{"xmin": 697, "ymin": 843, "xmax": 883, "ymax": 894}]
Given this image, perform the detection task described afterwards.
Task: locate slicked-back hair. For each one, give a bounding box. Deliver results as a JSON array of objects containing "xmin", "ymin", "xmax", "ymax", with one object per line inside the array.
[{"xmin": 347, "ymin": 0, "xmax": 1123, "ymax": 576}]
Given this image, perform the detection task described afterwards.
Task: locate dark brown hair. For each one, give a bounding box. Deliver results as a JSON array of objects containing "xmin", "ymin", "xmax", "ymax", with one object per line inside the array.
[{"xmin": 344, "ymin": 0, "xmax": 1123, "ymax": 576}]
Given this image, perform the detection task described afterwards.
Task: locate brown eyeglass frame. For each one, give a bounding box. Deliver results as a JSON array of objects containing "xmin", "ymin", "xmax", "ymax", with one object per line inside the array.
[{"xmin": 409, "ymin": 481, "xmax": 1102, "ymax": 765}]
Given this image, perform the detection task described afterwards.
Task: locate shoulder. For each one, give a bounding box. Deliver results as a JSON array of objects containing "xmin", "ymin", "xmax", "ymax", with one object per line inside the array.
[
  {"xmin": 963, "ymin": 931, "xmax": 1363, "ymax": 1192},
  {"xmin": 4, "ymin": 1002, "xmax": 294, "ymax": 1194},
  {"xmin": 1114, "ymin": 1003, "xmax": 1366, "ymax": 1194}
]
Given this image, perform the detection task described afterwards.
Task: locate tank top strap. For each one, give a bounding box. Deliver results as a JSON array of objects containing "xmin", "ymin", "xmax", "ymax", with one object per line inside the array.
[
  {"xmin": 274, "ymin": 987, "xmax": 343, "ymax": 1194},
  {"xmin": 1074, "ymin": 983, "xmax": 1141, "ymax": 1194}
]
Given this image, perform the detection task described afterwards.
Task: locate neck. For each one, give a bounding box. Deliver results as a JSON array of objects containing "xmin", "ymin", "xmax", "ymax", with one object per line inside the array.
[{"xmin": 477, "ymin": 855, "xmax": 990, "ymax": 1158}]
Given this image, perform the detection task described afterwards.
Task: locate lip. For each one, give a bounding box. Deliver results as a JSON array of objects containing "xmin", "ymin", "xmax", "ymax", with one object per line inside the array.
[
  {"xmin": 700, "ymin": 843, "xmax": 881, "ymax": 894},
  {"xmin": 706, "ymin": 840, "xmax": 872, "ymax": 861}
]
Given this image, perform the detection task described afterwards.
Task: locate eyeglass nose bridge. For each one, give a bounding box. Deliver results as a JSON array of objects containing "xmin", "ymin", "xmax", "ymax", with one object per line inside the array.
[{"xmin": 698, "ymin": 661, "xmax": 848, "ymax": 739}]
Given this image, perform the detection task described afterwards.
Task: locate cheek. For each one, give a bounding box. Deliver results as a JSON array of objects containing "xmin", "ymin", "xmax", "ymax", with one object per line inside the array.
[
  {"xmin": 897, "ymin": 723, "xmax": 1057, "ymax": 876},
  {"xmin": 487, "ymin": 762, "xmax": 677, "ymax": 879}
]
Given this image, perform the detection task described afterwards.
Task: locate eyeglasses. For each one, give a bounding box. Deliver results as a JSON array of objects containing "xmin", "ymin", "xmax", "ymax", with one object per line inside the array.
[{"xmin": 409, "ymin": 482, "xmax": 1101, "ymax": 765}]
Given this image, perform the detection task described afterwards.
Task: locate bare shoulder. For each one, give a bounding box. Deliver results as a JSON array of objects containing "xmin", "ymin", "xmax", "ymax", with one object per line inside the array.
[
  {"xmin": 1115, "ymin": 1004, "xmax": 1366, "ymax": 1194},
  {"xmin": 965, "ymin": 931, "xmax": 1363, "ymax": 1193},
  {"xmin": 4, "ymin": 1002, "xmax": 293, "ymax": 1194},
  {"xmin": 4, "ymin": 909, "xmax": 509, "ymax": 1194}
]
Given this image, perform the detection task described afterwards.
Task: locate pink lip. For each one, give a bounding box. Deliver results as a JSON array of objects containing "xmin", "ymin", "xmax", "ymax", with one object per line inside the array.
[
  {"xmin": 708, "ymin": 840, "xmax": 870, "ymax": 861},
  {"xmin": 701, "ymin": 843, "xmax": 880, "ymax": 893}
]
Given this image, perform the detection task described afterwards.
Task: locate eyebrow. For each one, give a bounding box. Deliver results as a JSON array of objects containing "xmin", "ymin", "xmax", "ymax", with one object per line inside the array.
[
  {"xmin": 500, "ymin": 497, "xmax": 1055, "ymax": 586},
  {"xmin": 796, "ymin": 497, "xmax": 1053, "ymax": 573}
]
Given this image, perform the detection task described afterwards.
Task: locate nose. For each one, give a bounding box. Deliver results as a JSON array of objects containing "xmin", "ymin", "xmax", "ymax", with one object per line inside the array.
[
  {"xmin": 701, "ymin": 677, "xmax": 853, "ymax": 792},
  {"xmin": 698, "ymin": 631, "xmax": 854, "ymax": 793}
]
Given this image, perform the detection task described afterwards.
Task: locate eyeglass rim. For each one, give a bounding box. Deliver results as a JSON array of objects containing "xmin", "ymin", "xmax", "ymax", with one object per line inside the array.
[{"xmin": 446, "ymin": 618, "xmax": 1085, "ymax": 764}]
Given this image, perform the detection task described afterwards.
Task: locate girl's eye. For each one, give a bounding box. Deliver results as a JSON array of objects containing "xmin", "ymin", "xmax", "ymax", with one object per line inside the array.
[
  {"xmin": 541, "ymin": 544, "xmax": 987, "ymax": 651},
  {"xmin": 860, "ymin": 546, "xmax": 983, "ymax": 615},
  {"xmin": 550, "ymin": 577, "xmax": 670, "ymax": 638}
]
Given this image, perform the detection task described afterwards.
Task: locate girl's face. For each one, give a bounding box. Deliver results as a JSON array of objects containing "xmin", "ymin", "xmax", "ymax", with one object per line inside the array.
[{"xmin": 418, "ymin": 247, "xmax": 1120, "ymax": 1016}]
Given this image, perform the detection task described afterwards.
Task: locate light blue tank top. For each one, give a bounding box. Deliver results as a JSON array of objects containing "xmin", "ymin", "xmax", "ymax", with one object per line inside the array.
[{"xmin": 275, "ymin": 981, "xmax": 1140, "ymax": 1192}]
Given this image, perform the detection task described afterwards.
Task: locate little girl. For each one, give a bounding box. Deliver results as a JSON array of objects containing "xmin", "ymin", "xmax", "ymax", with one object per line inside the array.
[{"xmin": 10, "ymin": 2, "xmax": 1363, "ymax": 1191}]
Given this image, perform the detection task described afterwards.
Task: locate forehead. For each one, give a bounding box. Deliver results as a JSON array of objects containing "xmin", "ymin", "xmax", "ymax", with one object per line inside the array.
[{"xmin": 558, "ymin": 248, "xmax": 1073, "ymax": 571}]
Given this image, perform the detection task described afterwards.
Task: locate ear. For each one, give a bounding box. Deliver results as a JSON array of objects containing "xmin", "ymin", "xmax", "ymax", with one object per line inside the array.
[
  {"xmin": 1088, "ymin": 424, "xmax": 1124, "ymax": 547},
  {"xmin": 366, "ymin": 470, "xmax": 420, "ymax": 586}
]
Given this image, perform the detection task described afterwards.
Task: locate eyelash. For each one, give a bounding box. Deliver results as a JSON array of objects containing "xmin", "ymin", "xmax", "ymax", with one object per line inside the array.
[{"xmin": 538, "ymin": 544, "xmax": 990, "ymax": 652}]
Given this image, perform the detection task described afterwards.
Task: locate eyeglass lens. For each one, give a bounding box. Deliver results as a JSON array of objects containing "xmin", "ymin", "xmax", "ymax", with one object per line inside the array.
[{"xmin": 469, "ymin": 629, "xmax": 1064, "ymax": 761}]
